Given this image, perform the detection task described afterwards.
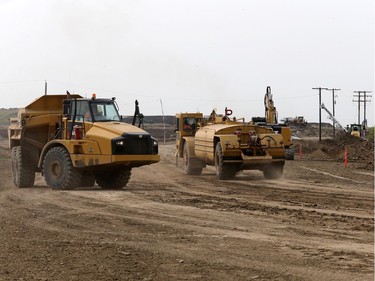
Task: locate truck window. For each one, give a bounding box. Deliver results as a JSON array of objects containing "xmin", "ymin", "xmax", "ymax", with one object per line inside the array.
[
  {"xmin": 92, "ymin": 102, "xmax": 120, "ymax": 122},
  {"xmin": 183, "ymin": 117, "xmax": 196, "ymax": 131},
  {"xmin": 71, "ymin": 101, "xmax": 89, "ymax": 122}
]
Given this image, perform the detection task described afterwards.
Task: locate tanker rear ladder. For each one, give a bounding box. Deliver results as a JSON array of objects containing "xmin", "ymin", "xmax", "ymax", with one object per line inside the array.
[{"xmin": 320, "ymin": 103, "xmax": 347, "ymax": 132}]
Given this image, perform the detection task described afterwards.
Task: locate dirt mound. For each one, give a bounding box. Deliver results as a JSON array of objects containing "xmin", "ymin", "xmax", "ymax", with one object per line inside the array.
[
  {"xmin": 308, "ymin": 149, "xmax": 332, "ymax": 160},
  {"xmin": 295, "ymin": 132, "xmax": 374, "ymax": 170}
]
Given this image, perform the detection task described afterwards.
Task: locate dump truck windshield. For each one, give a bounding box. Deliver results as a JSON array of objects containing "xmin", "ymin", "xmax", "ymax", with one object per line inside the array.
[
  {"xmin": 91, "ymin": 102, "xmax": 120, "ymax": 122},
  {"xmin": 72, "ymin": 100, "xmax": 120, "ymax": 122}
]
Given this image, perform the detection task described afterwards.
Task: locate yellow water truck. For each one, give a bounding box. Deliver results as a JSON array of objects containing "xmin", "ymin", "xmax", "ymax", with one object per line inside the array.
[{"xmin": 175, "ymin": 108, "xmax": 285, "ymax": 180}]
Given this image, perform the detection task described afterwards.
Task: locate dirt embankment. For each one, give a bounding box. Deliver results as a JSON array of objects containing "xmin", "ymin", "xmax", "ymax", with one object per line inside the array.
[{"xmin": 293, "ymin": 130, "xmax": 374, "ymax": 171}]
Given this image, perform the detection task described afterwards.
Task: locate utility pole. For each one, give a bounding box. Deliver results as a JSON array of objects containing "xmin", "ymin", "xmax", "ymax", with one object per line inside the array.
[
  {"xmin": 353, "ymin": 91, "xmax": 372, "ymax": 127},
  {"xmin": 313, "ymin": 87, "xmax": 329, "ymax": 141},
  {"xmin": 327, "ymin": 88, "xmax": 340, "ymax": 137}
]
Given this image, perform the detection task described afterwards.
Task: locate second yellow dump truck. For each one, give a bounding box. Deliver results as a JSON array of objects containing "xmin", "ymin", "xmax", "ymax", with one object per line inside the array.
[
  {"xmin": 8, "ymin": 93, "xmax": 160, "ymax": 190},
  {"xmin": 175, "ymin": 108, "xmax": 286, "ymax": 180}
]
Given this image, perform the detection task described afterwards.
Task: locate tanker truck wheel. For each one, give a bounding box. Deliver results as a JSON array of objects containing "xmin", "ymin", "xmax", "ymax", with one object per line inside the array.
[
  {"xmin": 215, "ymin": 142, "xmax": 236, "ymax": 180},
  {"xmin": 43, "ymin": 146, "xmax": 81, "ymax": 190},
  {"xmin": 285, "ymin": 147, "xmax": 295, "ymax": 160},
  {"xmin": 95, "ymin": 166, "xmax": 131, "ymax": 189},
  {"xmin": 11, "ymin": 146, "xmax": 35, "ymax": 188},
  {"xmin": 183, "ymin": 142, "xmax": 202, "ymax": 175},
  {"xmin": 263, "ymin": 163, "xmax": 284, "ymax": 179}
]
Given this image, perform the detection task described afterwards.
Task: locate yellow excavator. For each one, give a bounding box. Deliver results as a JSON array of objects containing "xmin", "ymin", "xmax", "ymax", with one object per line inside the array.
[{"xmin": 253, "ymin": 86, "xmax": 294, "ymax": 160}]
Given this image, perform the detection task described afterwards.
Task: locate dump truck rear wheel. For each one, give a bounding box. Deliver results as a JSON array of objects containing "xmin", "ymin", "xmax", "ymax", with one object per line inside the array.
[
  {"xmin": 263, "ymin": 163, "xmax": 284, "ymax": 179},
  {"xmin": 183, "ymin": 142, "xmax": 202, "ymax": 175},
  {"xmin": 43, "ymin": 146, "xmax": 81, "ymax": 190},
  {"xmin": 95, "ymin": 166, "xmax": 131, "ymax": 189},
  {"xmin": 11, "ymin": 146, "xmax": 35, "ymax": 188},
  {"xmin": 215, "ymin": 142, "xmax": 236, "ymax": 180}
]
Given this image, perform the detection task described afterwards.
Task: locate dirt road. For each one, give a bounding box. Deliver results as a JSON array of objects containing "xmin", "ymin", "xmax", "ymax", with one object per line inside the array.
[{"xmin": 0, "ymin": 142, "xmax": 373, "ymax": 281}]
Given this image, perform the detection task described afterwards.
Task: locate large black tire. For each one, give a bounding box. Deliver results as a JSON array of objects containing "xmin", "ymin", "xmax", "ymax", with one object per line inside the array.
[
  {"xmin": 43, "ymin": 146, "xmax": 81, "ymax": 190},
  {"xmin": 183, "ymin": 142, "xmax": 202, "ymax": 175},
  {"xmin": 214, "ymin": 142, "xmax": 236, "ymax": 180},
  {"xmin": 263, "ymin": 163, "xmax": 284, "ymax": 179},
  {"xmin": 11, "ymin": 146, "xmax": 35, "ymax": 188},
  {"xmin": 285, "ymin": 147, "xmax": 295, "ymax": 160},
  {"xmin": 95, "ymin": 166, "xmax": 131, "ymax": 190}
]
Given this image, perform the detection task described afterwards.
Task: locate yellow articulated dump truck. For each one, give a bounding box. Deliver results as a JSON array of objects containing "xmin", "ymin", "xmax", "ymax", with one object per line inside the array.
[
  {"xmin": 175, "ymin": 108, "xmax": 286, "ymax": 180},
  {"xmin": 8, "ymin": 93, "xmax": 160, "ymax": 190}
]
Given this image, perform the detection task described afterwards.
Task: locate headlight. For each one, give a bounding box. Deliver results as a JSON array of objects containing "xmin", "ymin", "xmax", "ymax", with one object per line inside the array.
[
  {"xmin": 152, "ymin": 137, "xmax": 158, "ymax": 154},
  {"xmin": 116, "ymin": 140, "xmax": 125, "ymax": 146}
]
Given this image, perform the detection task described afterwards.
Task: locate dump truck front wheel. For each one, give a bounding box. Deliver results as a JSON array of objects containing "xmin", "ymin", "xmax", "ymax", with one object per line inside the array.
[
  {"xmin": 215, "ymin": 142, "xmax": 236, "ymax": 180},
  {"xmin": 43, "ymin": 146, "xmax": 81, "ymax": 190},
  {"xmin": 95, "ymin": 166, "xmax": 131, "ymax": 189},
  {"xmin": 11, "ymin": 146, "xmax": 35, "ymax": 188}
]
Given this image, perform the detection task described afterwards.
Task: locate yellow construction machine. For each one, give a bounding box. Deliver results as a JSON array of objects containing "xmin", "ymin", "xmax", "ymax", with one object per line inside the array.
[
  {"xmin": 175, "ymin": 108, "xmax": 285, "ymax": 180},
  {"xmin": 348, "ymin": 124, "xmax": 362, "ymax": 137},
  {"xmin": 8, "ymin": 93, "xmax": 159, "ymax": 190},
  {"xmin": 253, "ymin": 86, "xmax": 294, "ymax": 160}
]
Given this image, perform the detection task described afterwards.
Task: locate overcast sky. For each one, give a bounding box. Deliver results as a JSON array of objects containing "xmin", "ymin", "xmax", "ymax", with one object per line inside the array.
[{"xmin": 0, "ymin": 0, "xmax": 374, "ymax": 126}]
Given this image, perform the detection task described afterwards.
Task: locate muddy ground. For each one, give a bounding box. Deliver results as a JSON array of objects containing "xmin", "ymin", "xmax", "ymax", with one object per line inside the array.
[{"xmin": 0, "ymin": 139, "xmax": 373, "ymax": 281}]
